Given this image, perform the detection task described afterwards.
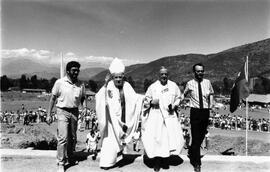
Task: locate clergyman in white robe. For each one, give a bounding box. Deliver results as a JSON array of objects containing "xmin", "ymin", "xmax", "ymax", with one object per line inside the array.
[
  {"xmin": 96, "ymin": 79, "xmax": 143, "ymax": 168},
  {"xmin": 141, "ymin": 72, "xmax": 184, "ymax": 159}
]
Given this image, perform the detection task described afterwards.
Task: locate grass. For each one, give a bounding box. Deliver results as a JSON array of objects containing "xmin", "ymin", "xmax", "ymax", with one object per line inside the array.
[{"xmin": 1, "ymin": 91, "xmax": 270, "ymax": 156}]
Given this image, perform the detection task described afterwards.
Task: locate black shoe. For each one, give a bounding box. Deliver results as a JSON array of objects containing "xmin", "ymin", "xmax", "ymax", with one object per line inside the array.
[
  {"xmin": 65, "ymin": 160, "xmax": 78, "ymax": 166},
  {"xmin": 194, "ymin": 165, "xmax": 201, "ymax": 172},
  {"xmin": 92, "ymin": 153, "xmax": 97, "ymax": 160},
  {"xmin": 153, "ymin": 166, "xmax": 160, "ymax": 172}
]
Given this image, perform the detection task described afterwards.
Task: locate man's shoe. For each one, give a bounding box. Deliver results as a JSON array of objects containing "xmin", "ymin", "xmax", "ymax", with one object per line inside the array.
[
  {"xmin": 153, "ymin": 166, "xmax": 160, "ymax": 172},
  {"xmin": 194, "ymin": 165, "xmax": 201, "ymax": 172},
  {"xmin": 57, "ymin": 165, "xmax": 65, "ymax": 172}
]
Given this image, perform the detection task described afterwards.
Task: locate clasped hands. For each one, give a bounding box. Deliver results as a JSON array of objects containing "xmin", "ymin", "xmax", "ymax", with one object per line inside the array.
[{"xmin": 151, "ymin": 98, "xmax": 176, "ymax": 114}]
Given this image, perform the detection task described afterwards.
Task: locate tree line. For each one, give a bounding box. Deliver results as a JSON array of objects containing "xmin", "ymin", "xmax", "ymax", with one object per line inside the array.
[
  {"xmin": 1, "ymin": 74, "xmax": 269, "ymax": 95},
  {"xmin": 0, "ymin": 75, "xmax": 57, "ymax": 92}
]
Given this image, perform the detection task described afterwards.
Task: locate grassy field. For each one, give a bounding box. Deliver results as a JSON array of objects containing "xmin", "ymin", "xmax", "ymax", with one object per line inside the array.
[
  {"xmin": 0, "ymin": 91, "xmax": 95, "ymax": 112},
  {"xmin": 1, "ymin": 91, "xmax": 270, "ymax": 156}
]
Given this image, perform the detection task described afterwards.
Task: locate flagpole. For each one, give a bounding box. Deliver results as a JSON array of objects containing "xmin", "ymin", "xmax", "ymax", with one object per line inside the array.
[
  {"xmin": 245, "ymin": 55, "xmax": 249, "ymax": 156},
  {"xmin": 60, "ymin": 52, "xmax": 64, "ymax": 78}
]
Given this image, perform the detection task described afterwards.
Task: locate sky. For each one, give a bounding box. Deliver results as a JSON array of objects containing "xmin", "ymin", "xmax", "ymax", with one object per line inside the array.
[{"xmin": 1, "ymin": 0, "xmax": 270, "ymax": 68}]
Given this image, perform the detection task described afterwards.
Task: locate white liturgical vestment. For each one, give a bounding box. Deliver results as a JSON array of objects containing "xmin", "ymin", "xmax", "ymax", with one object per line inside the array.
[
  {"xmin": 141, "ymin": 80, "xmax": 185, "ymax": 158},
  {"xmin": 96, "ymin": 80, "xmax": 143, "ymax": 167}
]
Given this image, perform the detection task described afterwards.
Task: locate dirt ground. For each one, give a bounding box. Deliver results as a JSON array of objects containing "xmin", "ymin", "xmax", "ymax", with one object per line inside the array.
[
  {"xmin": 1, "ymin": 154, "xmax": 270, "ymax": 172},
  {"xmin": 1, "ymin": 122, "xmax": 270, "ymax": 157},
  {"xmin": 1, "ymin": 93, "xmax": 270, "ymax": 171}
]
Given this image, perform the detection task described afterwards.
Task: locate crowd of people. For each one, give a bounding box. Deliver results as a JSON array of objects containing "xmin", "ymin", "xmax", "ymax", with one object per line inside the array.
[
  {"xmin": 1, "ymin": 103, "xmax": 269, "ymax": 134},
  {"xmin": 177, "ymin": 110, "xmax": 270, "ymax": 133},
  {"xmin": 0, "ymin": 106, "xmax": 55, "ymax": 125},
  {"xmin": 0, "ymin": 104, "xmax": 101, "ymax": 135},
  {"xmin": 209, "ymin": 112, "xmax": 270, "ymax": 132}
]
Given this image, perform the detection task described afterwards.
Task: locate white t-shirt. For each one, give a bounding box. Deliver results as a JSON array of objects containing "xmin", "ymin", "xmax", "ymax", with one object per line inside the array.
[{"xmin": 52, "ymin": 76, "xmax": 85, "ymax": 108}]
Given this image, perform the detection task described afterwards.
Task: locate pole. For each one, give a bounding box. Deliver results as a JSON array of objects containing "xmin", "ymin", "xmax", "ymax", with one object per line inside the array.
[
  {"xmin": 245, "ymin": 97, "xmax": 248, "ymax": 156},
  {"xmin": 245, "ymin": 55, "xmax": 249, "ymax": 156},
  {"xmin": 60, "ymin": 52, "xmax": 64, "ymax": 78}
]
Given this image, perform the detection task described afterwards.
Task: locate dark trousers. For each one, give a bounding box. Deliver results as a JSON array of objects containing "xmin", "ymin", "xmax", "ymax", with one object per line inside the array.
[{"xmin": 188, "ymin": 108, "xmax": 209, "ymax": 166}]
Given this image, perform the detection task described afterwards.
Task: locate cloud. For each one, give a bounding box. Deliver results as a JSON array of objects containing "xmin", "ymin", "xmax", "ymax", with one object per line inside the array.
[
  {"xmin": 1, "ymin": 48, "xmax": 144, "ymax": 67},
  {"xmin": 81, "ymin": 56, "xmax": 143, "ymax": 66},
  {"xmin": 83, "ymin": 56, "xmax": 114, "ymax": 64},
  {"xmin": 1, "ymin": 48, "xmax": 53, "ymax": 61}
]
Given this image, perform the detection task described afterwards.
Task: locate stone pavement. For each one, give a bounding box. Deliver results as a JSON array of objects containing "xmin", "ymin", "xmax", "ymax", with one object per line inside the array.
[{"xmin": 1, "ymin": 149, "xmax": 270, "ymax": 172}]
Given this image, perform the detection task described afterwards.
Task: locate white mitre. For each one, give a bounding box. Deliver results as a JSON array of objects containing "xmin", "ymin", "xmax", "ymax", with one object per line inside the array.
[{"xmin": 109, "ymin": 58, "xmax": 125, "ymax": 74}]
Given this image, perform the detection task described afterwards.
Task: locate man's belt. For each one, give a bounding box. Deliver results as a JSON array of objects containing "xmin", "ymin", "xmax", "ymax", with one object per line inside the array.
[
  {"xmin": 151, "ymin": 104, "xmax": 160, "ymax": 109},
  {"xmin": 59, "ymin": 107, "xmax": 78, "ymax": 112},
  {"xmin": 191, "ymin": 107, "xmax": 210, "ymax": 110}
]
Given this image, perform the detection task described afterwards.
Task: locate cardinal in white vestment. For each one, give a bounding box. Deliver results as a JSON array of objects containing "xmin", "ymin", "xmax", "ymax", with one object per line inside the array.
[
  {"xmin": 141, "ymin": 66, "xmax": 185, "ymax": 172},
  {"xmin": 95, "ymin": 58, "xmax": 143, "ymax": 169}
]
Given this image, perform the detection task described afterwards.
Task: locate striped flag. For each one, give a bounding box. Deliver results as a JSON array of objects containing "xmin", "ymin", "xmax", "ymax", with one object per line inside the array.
[{"xmin": 230, "ymin": 57, "xmax": 250, "ymax": 113}]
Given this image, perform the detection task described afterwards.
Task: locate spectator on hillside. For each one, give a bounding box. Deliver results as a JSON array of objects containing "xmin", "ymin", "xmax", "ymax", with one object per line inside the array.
[
  {"xmin": 85, "ymin": 113, "xmax": 91, "ymax": 130},
  {"xmin": 85, "ymin": 130, "xmax": 99, "ymax": 156},
  {"xmin": 23, "ymin": 111, "xmax": 30, "ymax": 125},
  {"xmin": 78, "ymin": 115, "xmax": 83, "ymax": 132}
]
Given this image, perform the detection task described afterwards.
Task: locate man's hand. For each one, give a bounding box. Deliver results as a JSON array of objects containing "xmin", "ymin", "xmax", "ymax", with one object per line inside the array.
[
  {"xmin": 168, "ymin": 104, "xmax": 178, "ymax": 114},
  {"xmin": 168, "ymin": 104, "xmax": 173, "ymax": 113},
  {"xmin": 46, "ymin": 115, "xmax": 52, "ymax": 125},
  {"xmin": 104, "ymin": 73, "xmax": 111, "ymax": 87},
  {"xmin": 210, "ymin": 104, "xmax": 215, "ymax": 111},
  {"xmin": 122, "ymin": 125, "xmax": 128, "ymax": 133}
]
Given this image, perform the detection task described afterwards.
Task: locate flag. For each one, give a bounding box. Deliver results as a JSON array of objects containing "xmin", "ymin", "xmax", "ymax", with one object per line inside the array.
[{"xmin": 230, "ymin": 58, "xmax": 250, "ymax": 113}]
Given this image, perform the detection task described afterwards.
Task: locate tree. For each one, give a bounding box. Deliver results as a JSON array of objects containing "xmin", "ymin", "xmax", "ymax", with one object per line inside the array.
[
  {"xmin": 49, "ymin": 77, "xmax": 58, "ymax": 91},
  {"xmin": 143, "ymin": 79, "xmax": 152, "ymax": 92},
  {"xmin": 30, "ymin": 75, "xmax": 38, "ymax": 88},
  {"xmin": 127, "ymin": 76, "xmax": 135, "ymax": 88},
  {"xmin": 40, "ymin": 79, "xmax": 50, "ymax": 92},
  {"xmin": 88, "ymin": 80, "xmax": 98, "ymax": 92},
  {"xmin": 19, "ymin": 74, "xmax": 27, "ymax": 90},
  {"xmin": 0, "ymin": 75, "xmax": 10, "ymax": 91},
  {"xmin": 223, "ymin": 77, "xmax": 233, "ymax": 95}
]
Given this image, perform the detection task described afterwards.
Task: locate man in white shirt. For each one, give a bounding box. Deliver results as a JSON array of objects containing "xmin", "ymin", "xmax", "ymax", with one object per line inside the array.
[
  {"xmin": 184, "ymin": 63, "xmax": 214, "ymax": 172},
  {"xmin": 47, "ymin": 61, "xmax": 86, "ymax": 172}
]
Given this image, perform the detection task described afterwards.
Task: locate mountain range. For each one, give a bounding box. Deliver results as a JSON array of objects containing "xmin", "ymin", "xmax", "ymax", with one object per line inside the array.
[
  {"xmin": 92, "ymin": 38, "xmax": 270, "ymax": 85},
  {"xmin": 2, "ymin": 38, "xmax": 270, "ymax": 89},
  {"xmin": 1, "ymin": 58, "xmax": 105, "ymax": 80}
]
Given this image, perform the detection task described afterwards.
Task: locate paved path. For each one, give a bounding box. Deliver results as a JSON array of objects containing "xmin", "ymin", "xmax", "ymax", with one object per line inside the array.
[{"xmin": 1, "ymin": 149, "xmax": 270, "ymax": 172}]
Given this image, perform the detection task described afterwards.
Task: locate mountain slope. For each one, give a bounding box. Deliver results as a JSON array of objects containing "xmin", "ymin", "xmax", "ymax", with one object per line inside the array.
[
  {"xmin": 125, "ymin": 38, "xmax": 270, "ymax": 84},
  {"xmin": 90, "ymin": 38, "xmax": 270, "ymax": 92},
  {"xmin": 2, "ymin": 58, "xmax": 59, "ymax": 78},
  {"xmin": 91, "ymin": 63, "xmax": 145, "ymax": 81},
  {"xmin": 79, "ymin": 67, "xmax": 106, "ymax": 80}
]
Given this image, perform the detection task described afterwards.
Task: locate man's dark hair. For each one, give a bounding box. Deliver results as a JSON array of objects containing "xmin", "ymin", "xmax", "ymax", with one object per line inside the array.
[
  {"xmin": 192, "ymin": 63, "xmax": 204, "ymax": 72},
  {"xmin": 66, "ymin": 61, "xmax": 81, "ymax": 72}
]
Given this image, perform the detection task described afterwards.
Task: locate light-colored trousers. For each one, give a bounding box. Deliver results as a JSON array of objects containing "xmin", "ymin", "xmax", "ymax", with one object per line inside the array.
[{"xmin": 56, "ymin": 108, "xmax": 78, "ymax": 165}]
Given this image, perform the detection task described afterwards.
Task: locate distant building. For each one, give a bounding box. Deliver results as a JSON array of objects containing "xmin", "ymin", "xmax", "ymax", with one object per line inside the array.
[
  {"xmin": 247, "ymin": 94, "xmax": 270, "ymax": 104},
  {"xmin": 22, "ymin": 89, "xmax": 47, "ymax": 94},
  {"xmin": 8, "ymin": 87, "xmax": 21, "ymax": 91}
]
